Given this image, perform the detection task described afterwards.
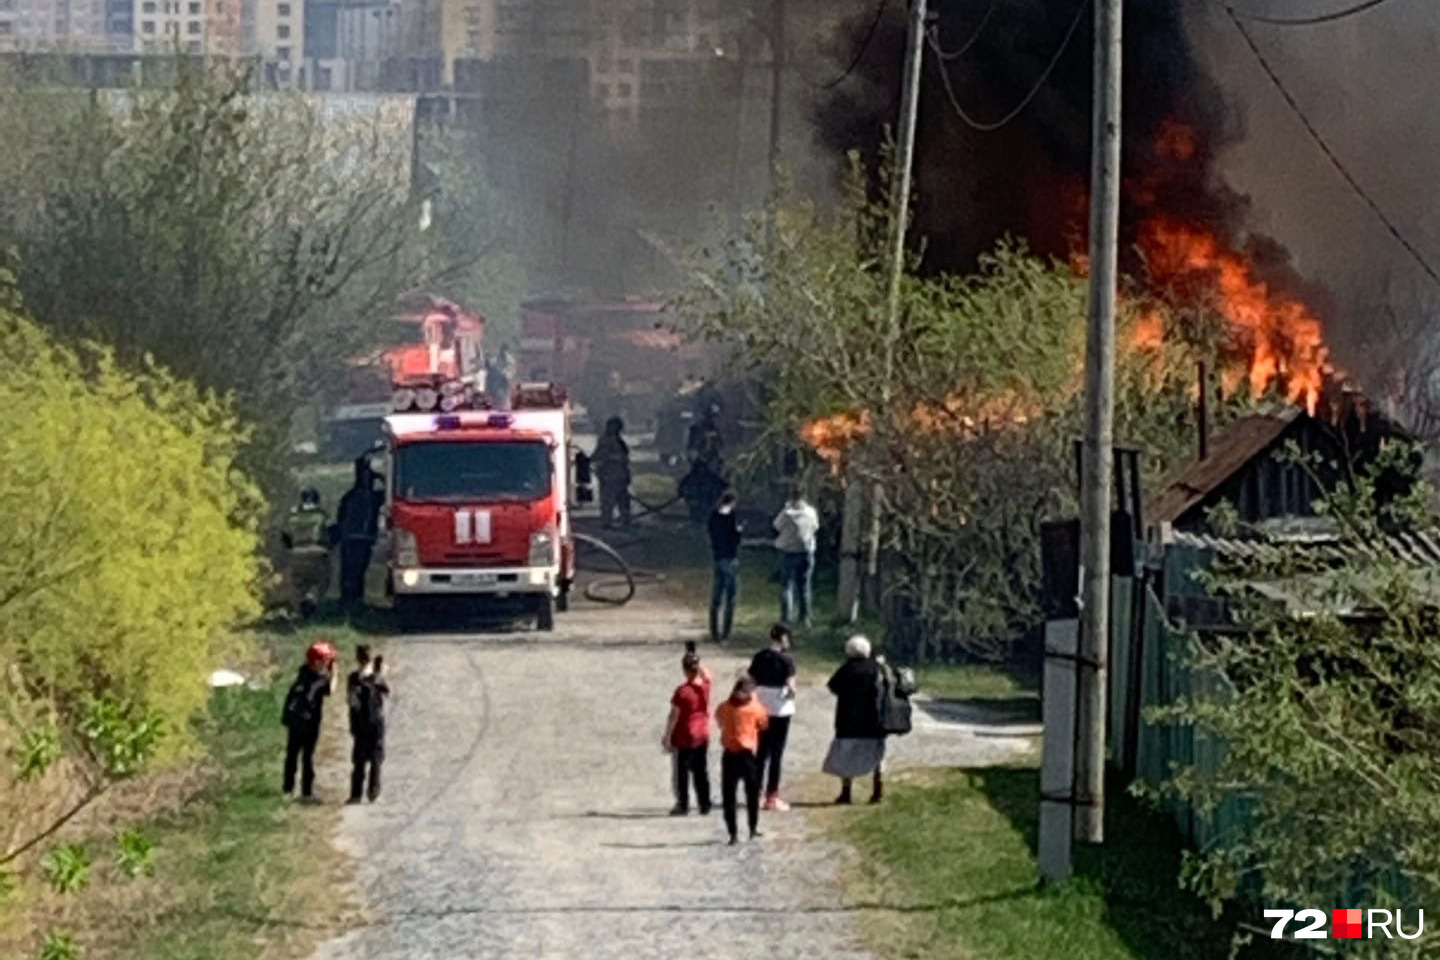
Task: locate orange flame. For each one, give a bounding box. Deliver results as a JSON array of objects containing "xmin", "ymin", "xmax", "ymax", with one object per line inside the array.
[
  {"xmin": 1138, "ymin": 216, "xmax": 1328, "ymax": 413},
  {"xmin": 799, "ymin": 410, "xmax": 870, "ymax": 469}
]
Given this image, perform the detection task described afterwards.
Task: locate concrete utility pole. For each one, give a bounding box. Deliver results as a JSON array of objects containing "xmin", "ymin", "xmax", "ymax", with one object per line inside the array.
[
  {"xmin": 1075, "ymin": 0, "xmax": 1123, "ymax": 847},
  {"xmin": 767, "ymin": 0, "xmax": 785, "ymax": 188},
  {"xmin": 845, "ymin": 0, "xmax": 925, "ymax": 619}
]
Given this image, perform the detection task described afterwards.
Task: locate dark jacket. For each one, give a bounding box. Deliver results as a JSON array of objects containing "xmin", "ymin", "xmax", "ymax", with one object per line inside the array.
[
  {"xmin": 282, "ymin": 665, "xmax": 331, "ymax": 730},
  {"xmin": 827, "ymin": 657, "xmax": 883, "ymax": 739},
  {"xmin": 707, "ymin": 509, "xmax": 741, "ymax": 561}
]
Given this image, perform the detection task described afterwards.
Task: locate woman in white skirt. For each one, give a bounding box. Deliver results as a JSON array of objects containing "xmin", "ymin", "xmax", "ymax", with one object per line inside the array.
[{"xmin": 822, "ymin": 635, "xmax": 886, "ymax": 804}]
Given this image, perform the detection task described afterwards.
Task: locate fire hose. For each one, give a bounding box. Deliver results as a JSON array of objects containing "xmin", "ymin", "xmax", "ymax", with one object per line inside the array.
[{"xmin": 573, "ymin": 531, "xmax": 666, "ymax": 605}]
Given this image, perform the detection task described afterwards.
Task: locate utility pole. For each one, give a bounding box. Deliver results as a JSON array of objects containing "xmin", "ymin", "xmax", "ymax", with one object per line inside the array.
[
  {"xmin": 766, "ymin": 0, "xmax": 785, "ymax": 189},
  {"xmin": 842, "ymin": 0, "xmax": 925, "ymax": 620},
  {"xmin": 1075, "ymin": 0, "xmax": 1123, "ymax": 847}
]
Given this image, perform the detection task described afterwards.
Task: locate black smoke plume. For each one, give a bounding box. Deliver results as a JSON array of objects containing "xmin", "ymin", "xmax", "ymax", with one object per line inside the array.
[{"xmin": 812, "ymin": 1, "xmax": 1277, "ymax": 282}]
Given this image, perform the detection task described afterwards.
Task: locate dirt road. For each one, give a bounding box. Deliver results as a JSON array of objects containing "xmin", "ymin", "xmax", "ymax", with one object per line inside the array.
[{"xmin": 310, "ymin": 579, "xmax": 1028, "ymax": 960}]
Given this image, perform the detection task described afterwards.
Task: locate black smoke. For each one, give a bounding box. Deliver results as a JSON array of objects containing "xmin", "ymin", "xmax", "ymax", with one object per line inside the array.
[{"xmin": 812, "ymin": 1, "xmax": 1263, "ymax": 278}]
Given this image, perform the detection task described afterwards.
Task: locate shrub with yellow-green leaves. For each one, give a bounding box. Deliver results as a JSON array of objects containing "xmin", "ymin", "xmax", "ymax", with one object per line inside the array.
[
  {"xmin": 0, "ymin": 309, "xmax": 262, "ymax": 749},
  {"xmin": 0, "ymin": 306, "xmax": 264, "ymax": 926}
]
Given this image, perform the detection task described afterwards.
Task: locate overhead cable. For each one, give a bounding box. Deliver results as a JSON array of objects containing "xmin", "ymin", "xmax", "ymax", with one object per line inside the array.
[
  {"xmin": 1223, "ymin": 0, "xmax": 1404, "ymax": 27},
  {"xmin": 1228, "ymin": 10, "xmax": 1440, "ymax": 286},
  {"xmin": 931, "ymin": 0, "xmax": 999, "ymax": 60},
  {"xmin": 927, "ymin": 0, "xmax": 1090, "ymax": 133}
]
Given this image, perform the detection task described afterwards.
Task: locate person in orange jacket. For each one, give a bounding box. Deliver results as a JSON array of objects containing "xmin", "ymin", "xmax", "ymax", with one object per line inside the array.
[{"xmin": 715, "ymin": 676, "xmax": 769, "ymax": 845}]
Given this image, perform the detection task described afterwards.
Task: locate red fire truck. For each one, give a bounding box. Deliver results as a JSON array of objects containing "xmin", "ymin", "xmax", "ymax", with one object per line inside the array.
[{"xmin": 365, "ymin": 383, "xmax": 577, "ymax": 631}]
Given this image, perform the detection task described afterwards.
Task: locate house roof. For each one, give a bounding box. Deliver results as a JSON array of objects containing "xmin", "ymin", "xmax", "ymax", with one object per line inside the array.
[{"xmin": 1148, "ymin": 405, "xmax": 1304, "ymax": 527}]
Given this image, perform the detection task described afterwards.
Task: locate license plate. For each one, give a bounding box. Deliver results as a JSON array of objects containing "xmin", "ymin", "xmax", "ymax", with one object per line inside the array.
[{"xmin": 453, "ymin": 572, "xmax": 498, "ymax": 587}]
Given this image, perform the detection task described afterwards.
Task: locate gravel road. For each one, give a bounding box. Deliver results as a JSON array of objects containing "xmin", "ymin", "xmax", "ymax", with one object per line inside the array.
[{"xmin": 309, "ymin": 579, "xmax": 1030, "ymax": 960}]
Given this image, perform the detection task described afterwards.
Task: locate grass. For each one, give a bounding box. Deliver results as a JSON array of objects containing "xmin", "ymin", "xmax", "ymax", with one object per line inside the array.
[
  {"xmin": 658, "ymin": 530, "xmax": 1039, "ymax": 705},
  {"xmin": 823, "ymin": 767, "xmax": 1301, "ymax": 960},
  {"xmin": 35, "ymin": 624, "xmax": 366, "ymax": 960}
]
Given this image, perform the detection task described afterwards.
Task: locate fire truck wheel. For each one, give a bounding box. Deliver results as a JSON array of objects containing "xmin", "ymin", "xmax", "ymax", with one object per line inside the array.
[{"xmin": 536, "ymin": 594, "xmax": 557, "ymax": 632}]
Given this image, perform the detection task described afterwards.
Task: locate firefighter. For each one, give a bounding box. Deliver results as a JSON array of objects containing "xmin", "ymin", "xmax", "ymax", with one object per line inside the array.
[
  {"xmin": 687, "ymin": 402, "xmax": 724, "ymax": 473},
  {"xmin": 336, "ymin": 457, "xmax": 382, "ymax": 605},
  {"xmin": 591, "ymin": 415, "xmax": 632, "ymax": 529},
  {"xmin": 281, "ymin": 487, "xmax": 332, "ymax": 617}
]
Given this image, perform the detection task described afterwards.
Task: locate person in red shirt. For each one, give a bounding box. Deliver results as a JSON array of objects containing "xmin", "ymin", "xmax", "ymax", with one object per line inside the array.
[
  {"xmin": 662, "ymin": 648, "xmax": 712, "ymax": 815},
  {"xmin": 715, "ymin": 677, "xmax": 769, "ymax": 845}
]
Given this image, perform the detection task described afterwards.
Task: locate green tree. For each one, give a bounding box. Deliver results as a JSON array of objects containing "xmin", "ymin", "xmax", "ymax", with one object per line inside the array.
[
  {"xmin": 0, "ymin": 66, "xmax": 522, "ymax": 506},
  {"xmin": 1149, "ymin": 443, "xmax": 1440, "ymax": 958},
  {"xmin": 680, "ymin": 167, "xmax": 1221, "ymax": 659}
]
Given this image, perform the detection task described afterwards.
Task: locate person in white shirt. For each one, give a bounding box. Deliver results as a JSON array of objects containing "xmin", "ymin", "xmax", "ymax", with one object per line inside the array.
[
  {"xmin": 773, "ymin": 485, "xmax": 819, "ymax": 627},
  {"xmin": 748, "ymin": 623, "xmax": 797, "ymax": 811}
]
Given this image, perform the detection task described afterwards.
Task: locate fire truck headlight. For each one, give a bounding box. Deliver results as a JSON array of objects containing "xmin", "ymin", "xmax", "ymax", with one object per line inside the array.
[
  {"xmin": 399, "ymin": 569, "xmax": 421, "ymax": 588},
  {"xmin": 528, "ymin": 531, "xmax": 555, "ymax": 567},
  {"xmin": 394, "ymin": 529, "xmax": 419, "ymax": 568}
]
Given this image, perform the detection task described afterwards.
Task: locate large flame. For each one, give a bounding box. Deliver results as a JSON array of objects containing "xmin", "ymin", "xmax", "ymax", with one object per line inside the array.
[{"xmin": 1138, "ymin": 217, "xmax": 1328, "ymax": 413}]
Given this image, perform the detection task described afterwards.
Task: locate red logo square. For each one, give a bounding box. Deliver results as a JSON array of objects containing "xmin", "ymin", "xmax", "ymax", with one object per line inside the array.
[{"xmin": 1333, "ymin": 908, "xmax": 1363, "ymax": 939}]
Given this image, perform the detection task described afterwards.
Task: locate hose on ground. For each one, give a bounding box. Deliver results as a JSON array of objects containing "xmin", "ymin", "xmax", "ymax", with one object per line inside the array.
[
  {"xmin": 629, "ymin": 492, "xmax": 682, "ymax": 519},
  {"xmin": 573, "ymin": 531, "xmax": 666, "ymax": 605}
]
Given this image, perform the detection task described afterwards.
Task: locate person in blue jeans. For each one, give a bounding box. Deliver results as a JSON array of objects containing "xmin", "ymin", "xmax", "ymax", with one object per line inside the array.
[
  {"xmin": 707, "ymin": 491, "xmax": 743, "ymax": 641},
  {"xmin": 774, "ymin": 486, "xmax": 819, "ymax": 627}
]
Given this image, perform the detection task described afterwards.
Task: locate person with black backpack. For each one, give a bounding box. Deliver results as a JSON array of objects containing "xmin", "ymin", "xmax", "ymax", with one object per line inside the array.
[
  {"xmin": 282, "ymin": 640, "xmax": 338, "ymax": 802},
  {"xmin": 346, "ymin": 645, "xmax": 391, "ymax": 804}
]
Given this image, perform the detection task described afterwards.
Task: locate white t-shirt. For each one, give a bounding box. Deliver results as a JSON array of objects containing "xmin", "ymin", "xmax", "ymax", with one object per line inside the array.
[
  {"xmin": 773, "ymin": 501, "xmax": 819, "ymax": 554},
  {"xmin": 756, "ymin": 684, "xmax": 796, "ymax": 718}
]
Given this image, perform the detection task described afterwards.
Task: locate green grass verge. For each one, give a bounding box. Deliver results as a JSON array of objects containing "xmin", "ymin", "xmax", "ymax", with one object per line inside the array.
[
  {"xmin": 116, "ymin": 624, "xmax": 364, "ymax": 960},
  {"xmin": 826, "ymin": 767, "xmax": 1298, "ymax": 960}
]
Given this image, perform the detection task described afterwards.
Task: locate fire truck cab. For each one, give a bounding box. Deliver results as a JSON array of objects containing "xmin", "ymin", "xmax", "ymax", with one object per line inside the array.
[{"xmin": 366, "ymin": 383, "xmax": 576, "ymax": 631}]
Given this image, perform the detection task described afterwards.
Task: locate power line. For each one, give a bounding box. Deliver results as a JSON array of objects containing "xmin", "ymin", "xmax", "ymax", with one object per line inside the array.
[
  {"xmin": 927, "ymin": 0, "xmax": 1090, "ymax": 133},
  {"xmin": 931, "ymin": 0, "xmax": 999, "ymax": 60},
  {"xmin": 1227, "ymin": 10, "xmax": 1440, "ymax": 286},
  {"xmin": 1223, "ymin": 0, "xmax": 1404, "ymax": 27},
  {"xmin": 813, "ymin": 0, "xmax": 891, "ymax": 90}
]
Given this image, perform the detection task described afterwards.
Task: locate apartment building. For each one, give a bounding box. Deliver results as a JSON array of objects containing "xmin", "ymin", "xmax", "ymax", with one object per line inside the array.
[
  {"xmin": 431, "ymin": 0, "xmax": 737, "ymax": 117},
  {"xmin": 251, "ymin": 0, "xmax": 301, "ymax": 84},
  {"xmin": 132, "ymin": 0, "xmax": 239, "ymax": 54},
  {"xmin": 0, "ymin": 0, "xmax": 109, "ymax": 51}
]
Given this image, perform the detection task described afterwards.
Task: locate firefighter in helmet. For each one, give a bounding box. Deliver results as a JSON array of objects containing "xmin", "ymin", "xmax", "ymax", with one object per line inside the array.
[
  {"xmin": 281, "ymin": 487, "xmax": 332, "ymax": 617},
  {"xmin": 591, "ymin": 415, "xmax": 632, "ymax": 529},
  {"xmin": 687, "ymin": 402, "xmax": 724, "ymax": 474}
]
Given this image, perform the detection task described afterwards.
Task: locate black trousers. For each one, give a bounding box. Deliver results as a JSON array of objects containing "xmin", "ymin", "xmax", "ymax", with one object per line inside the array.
[
  {"xmin": 721, "ymin": 749, "xmax": 761, "ymax": 839},
  {"xmin": 350, "ymin": 731, "xmax": 385, "ymax": 802},
  {"xmin": 283, "ymin": 723, "xmax": 320, "ymax": 797},
  {"xmin": 756, "ymin": 715, "xmax": 792, "ymax": 796},
  {"xmin": 672, "ymin": 745, "xmax": 711, "ymax": 812},
  {"xmin": 339, "ymin": 540, "xmax": 373, "ymax": 602}
]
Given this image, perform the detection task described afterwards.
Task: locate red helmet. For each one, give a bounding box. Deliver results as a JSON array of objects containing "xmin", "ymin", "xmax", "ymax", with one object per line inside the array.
[{"xmin": 306, "ymin": 640, "xmax": 338, "ymax": 669}]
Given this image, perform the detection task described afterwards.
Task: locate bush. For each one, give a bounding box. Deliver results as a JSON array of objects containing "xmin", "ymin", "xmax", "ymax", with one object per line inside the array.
[{"xmin": 0, "ymin": 308, "xmax": 262, "ymax": 753}]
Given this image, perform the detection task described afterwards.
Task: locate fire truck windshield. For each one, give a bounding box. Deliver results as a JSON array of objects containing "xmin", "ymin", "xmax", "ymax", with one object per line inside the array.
[{"xmin": 394, "ymin": 440, "xmax": 551, "ymax": 502}]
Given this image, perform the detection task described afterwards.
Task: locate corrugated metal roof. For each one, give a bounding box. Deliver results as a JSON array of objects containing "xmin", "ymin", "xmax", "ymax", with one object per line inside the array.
[
  {"xmin": 1170, "ymin": 529, "xmax": 1440, "ymax": 568},
  {"xmin": 1148, "ymin": 406, "xmax": 1304, "ymax": 526}
]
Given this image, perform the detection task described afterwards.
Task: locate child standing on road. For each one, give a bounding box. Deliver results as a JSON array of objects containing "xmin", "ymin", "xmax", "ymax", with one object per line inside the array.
[
  {"xmin": 715, "ymin": 677, "xmax": 769, "ymax": 845},
  {"xmin": 282, "ymin": 640, "xmax": 337, "ymax": 802},
  {"xmin": 346, "ymin": 645, "xmax": 391, "ymax": 804},
  {"xmin": 663, "ymin": 647, "xmax": 712, "ymax": 815}
]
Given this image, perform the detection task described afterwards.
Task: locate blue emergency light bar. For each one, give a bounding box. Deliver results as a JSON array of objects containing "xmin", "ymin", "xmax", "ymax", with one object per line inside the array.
[{"xmin": 433, "ymin": 413, "xmax": 512, "ymax": 431}]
